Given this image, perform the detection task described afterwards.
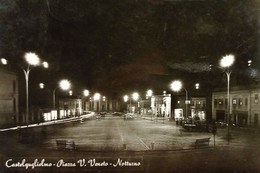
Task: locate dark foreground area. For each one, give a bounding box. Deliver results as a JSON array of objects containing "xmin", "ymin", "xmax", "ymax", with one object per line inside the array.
[{"xmin": 1, "ymin": 116, "xmax": 260, "ymax": 173}]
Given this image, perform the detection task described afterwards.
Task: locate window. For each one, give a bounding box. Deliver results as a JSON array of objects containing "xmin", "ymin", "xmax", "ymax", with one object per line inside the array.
[
  {"xmin": 218, "ymin": 99, "xmax": 223, "ymax": 105},
  {"xmin": 239, "ymin": 98, "xmax": 243, "ymax": 106},
  {"xmin": 232, "ymin": 98, "xmax": 237, "ymax": 105}
]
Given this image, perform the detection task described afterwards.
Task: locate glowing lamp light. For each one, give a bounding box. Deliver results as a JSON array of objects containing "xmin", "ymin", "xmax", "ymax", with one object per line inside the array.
[
  {"xmin": 132, "ymin": 92, "xmax": 139, "ymax": 101},
  {"xmin": 94, "ymin": 93, "xmax": 101, "ymax": 101},
  {"xmin": 1, "ymin": 58, "xmax": 7, "ymax": 65},
  {"xmin": 163, "ymin": 90, "xmax": 166, "ymax": 96},
  {"xmin": 195, "ymin": 83, "xmax": 200, "ymax": 90},
  {"xmin": 69, "ymin": 90, "xmax": 73, "ymax": 96},
  {"xmin": 25, "ymin": 52, "xmax": 40, "ymax": 66},
  {"xmin": 39, "ymin": 83, "xmax": 44, "ymax": 89},
  {"xmin": 83, "ymin": 89, "xmax": 89, "ymax": 96},
  {"xmin": 103, "ymin": 96, "xmax": 106, "ymax": 101},
  {"xmin": 170, "ymin": 80, "xmax": 182, "ymax": 92},
  {"xmin": 124, "ymin": 95, "xmax": 129, "ymax": 102},
  {"xmin": 42, "ymin": 61, "xmax": 49, "ymax": 68},
  {"xmin": 248, "ymin": 60, "xmax": 252, "ymax": 67},
  {"xmin": 59, "ymin": 79, "xmax": 71, "ymax": 90},
  {"xmin": 147, "ymin": 89, "xmax": 153, "ymax": 97},
  {"xmin": 220, "ymin": 54, "xmax": 235, "ymax": 68}
]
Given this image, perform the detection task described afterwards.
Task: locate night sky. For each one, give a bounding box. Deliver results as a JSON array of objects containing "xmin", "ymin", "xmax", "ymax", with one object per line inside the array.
[{"xmin": 0, "ymin": 0, "xmax": 259, "ymax": 99}]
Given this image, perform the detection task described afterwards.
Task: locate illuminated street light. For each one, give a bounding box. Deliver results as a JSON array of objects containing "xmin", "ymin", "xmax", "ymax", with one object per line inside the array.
[
  {"xmin": 23, "ymin": 52, "xmax": 48, "ymax": 124},
  {"xmin": 83, "ymin": 89, "xmax": 89, "ymax": 97},
  {"xmin": 132, "ymin": 92, "xmax": 139, "ymax": 101},
  {"xmin": 59, "ymin": 80, "xmax": 71, "ymax": 90},
  {"xmin": 94, "ymin": 93, "xmax": 101, "ymax": 101},
  {"xmin": 220, "ymin": 54, "xmax": 235, "ymax": 141},
  {"xmin": 25, "ymin": 52, "xmax": 40, "ymax": 66},
  {"xmin": 170, "ymin": 80, "xmax": 189, "ymax": 118},
  {"xmin": 146, "ymin": 89, "xmax": 153, "ymax": 98},
  {"xmin": 53, "ymin": 79, "xmax": 71, "ymax": 109},
  {"xmin": 39, "ymin": 83, "xmax": 44, "ymax": 89},
  {"xmin": 220, "ymin": 54, "xmax": 235, "ymax": 68},
  {"xmin": 1, "ymin": 58, "xmax": 7, "ymax": 65},
  {"xmin": 248, "ymin": 60, "xmax": 252, "ymax": 67},
  {"xmin": 124, "ymin": 95, "xmax": 129, "ymax": 102},
  {"xmin": 103, "ymin": 96, "xmax": 106, "ymax": 101},
  {"xmin": 69, "ymin": 90, "xmax": 73, "ymax": 96},
  {"xmin": 170, "ymin": 80, "xmax": 182, "ymax": 92},
  {"xmin": 195, "ymin": 83, "xmax": 200, "ymax": 90},
  {"xmin": 42, "ymin": 61, "xmax": 49, "ymax": 68}
]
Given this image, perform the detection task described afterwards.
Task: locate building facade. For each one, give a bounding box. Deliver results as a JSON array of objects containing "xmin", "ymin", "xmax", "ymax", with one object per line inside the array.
[
  {"xmin": 59, "ymin": 98, "xmax": 82, "ymax": 117},
  {"xmin": 84, "ymin": 98, "xmax": 121, "ymax": 113},
  {"xmin": 172, "ymin": 96, "xmax": 206, "ymax": 121},
  {"xmin": 151, "ymin": 94, "xmax": 172, "ymax": 119},
  {"xmin": 212, "ymin": 85, "xmax": 260, "ymax": 127},
  {"xmin": 0, "ymin": 68, "xmax": 19, "ymax": 127}
]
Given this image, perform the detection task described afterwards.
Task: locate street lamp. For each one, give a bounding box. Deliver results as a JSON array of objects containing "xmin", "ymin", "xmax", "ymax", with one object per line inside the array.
[
  {"xmin": 94, "ymin": 93, "xmax": 101, "ymax": 112},
  {"xmin": 124, "ymin": 95, "xmax": 129, "ymax": 102},
  {"xmin": 132, "ymin": 92, "xmax": 139, "ymax": 114},
  {"xmin": 53, "ymin": 79, "xmax": 71, "ymax": 109},
  {"xmin": 83, "ymin": 89, "xmax": 89, "ymax": 97},
  {"xmin": 82, "ymin": 89, "xmax": 90, "ymax": 112},
  {"xmin": 23, "ymin": 52, "xmax": 48, "ymax": 124},
  {"xmin": 39, "ymin": 83, "xmax": 44, "ymax": 89},
  {"xmin": 1, "ymin": 58, "xmax": 7, "ymax": 65},
  {"xmin": 220, "ymin": 54, "xmax": 235, "ymax": 140},
  {"xmin": 170, "ymin": 80, "xmax": 189, "ymax": 119},
  {"xmin": 124, "ymin": 95, "xmax": 129, "ymax": 113},
  {"xmin": 132, "ymin": 92, "xmax": 139, "ymax": 101}
]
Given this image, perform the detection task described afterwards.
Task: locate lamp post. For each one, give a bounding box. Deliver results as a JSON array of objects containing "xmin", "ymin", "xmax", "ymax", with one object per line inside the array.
[
  {"xmin": 220, "ymin": 54, "xmax": 235, "ymax": 141},
  {"xmin": 53, "ymin": 79, "xmax": 71, "ymax": 109},
  {"xmin": 124, "ymin": 95, "xmax": 129, "ymax": 112},
  {"xmin": 83, "ymin": 89, "xmax": 89, "ymax": 112},
  {"xmin": 23, "ymin": 52, "xmax": 48, "ymax": 124},
  {"xmin": 146, "ymin": 89, "xmax": 153, "ymax": 120},
  {"xmin": 170, "ymin": 80, "xmax": 189, "ymax": 119},
  {"xmin": 94, "ymin": 93, "xmax": 101, "ymax": 112},
  {"xmin": 132, "ymin": 92, "xmax": 139, "ymax": 114}
]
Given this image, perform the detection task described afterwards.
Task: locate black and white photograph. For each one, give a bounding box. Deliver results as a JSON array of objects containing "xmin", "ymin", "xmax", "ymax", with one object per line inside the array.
[{"xmin": 0, "ymin": 0, "xmax": 260, "ymax": 172}]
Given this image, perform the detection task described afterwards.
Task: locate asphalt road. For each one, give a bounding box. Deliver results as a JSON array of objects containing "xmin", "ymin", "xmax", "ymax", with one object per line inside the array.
[{"xmin": 1, "ymin": 114, "xmax": 260, "ymax": 173}]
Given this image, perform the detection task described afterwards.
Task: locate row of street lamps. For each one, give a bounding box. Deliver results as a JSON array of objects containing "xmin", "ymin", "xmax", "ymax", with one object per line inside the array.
[{"xmin": 122, "ymin": 55, "xmax": 235, "ymax": 139}]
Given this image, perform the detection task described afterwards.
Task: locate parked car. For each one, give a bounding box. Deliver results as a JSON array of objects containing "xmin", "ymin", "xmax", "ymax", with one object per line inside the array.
[
  {"xmin": 215, "ymin": 121, "xmax": 227, "ymax": 128},
  {"xmin": 182, "ymin": 121, "xmax": 215, "ymax": 133},
  {"xmin": 95, "ymin": 114, "xmax": 101, "ymax": 119},
  {"xmin": 112, "ymin": 112, "xmax": 123, "ymax": 116},
  {"xmin": 124, "ymin": 113, "xmax": 135, "ymax": 120},
  {"xmin": 100, "ymin": 112, "xmax": 106, "ymax": 117}
]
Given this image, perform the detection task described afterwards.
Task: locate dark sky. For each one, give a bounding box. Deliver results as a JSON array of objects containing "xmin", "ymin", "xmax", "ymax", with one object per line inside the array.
[{"xmin": 0, "ymin": 0, "xmax": 259, "ymax": 98}]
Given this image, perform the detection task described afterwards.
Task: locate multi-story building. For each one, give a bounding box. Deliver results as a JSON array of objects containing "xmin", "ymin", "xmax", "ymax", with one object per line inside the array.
[
  {"xmin": 84, "ymin": 98, "xmax": 121, "ymax": 113},
  {"xmin": 212, "ymin": 85, "xmax": 260, "ymax": 127},
  {"xmin": 59, "ymin": 98, "xmax": 82, "ymax": 118},
  {"xmin": 0, "ymin": 68, "xmax": 19, "ymax": 127},
  {"xmin": 172, "ymin": 96, "xmax": 207, "ymax": 120}
]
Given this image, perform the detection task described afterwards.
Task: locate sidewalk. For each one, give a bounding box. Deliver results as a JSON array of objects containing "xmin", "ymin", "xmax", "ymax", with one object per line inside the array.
[{"xmin": 0, "ymin": 112, "xmax": 95, "ymax": 132}]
